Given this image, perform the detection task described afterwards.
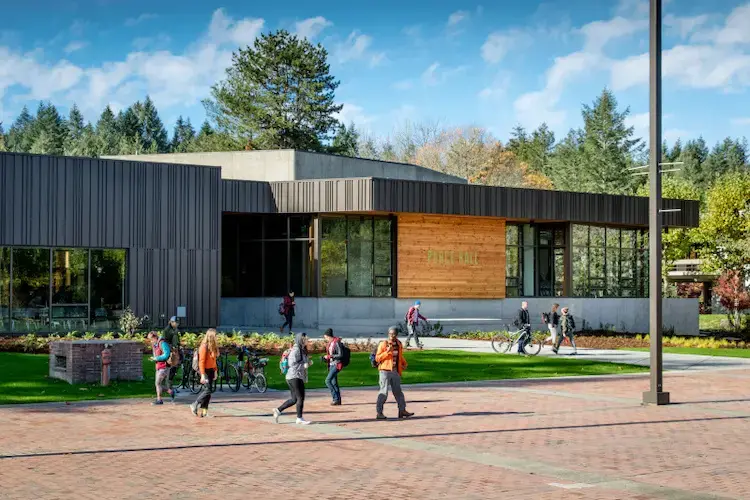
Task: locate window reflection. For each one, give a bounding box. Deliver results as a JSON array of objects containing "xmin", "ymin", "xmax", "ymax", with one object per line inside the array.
[
  {"xmin": 11, "ymin": 248, "xmax": 50, "ymax": 332},
  {"xmin": 90, "ymin": 249, "xmax": 126, "ymax": 330},
  {"xmin": 52, "ymin": 249, "xmax": 89, "ymax": 331}
]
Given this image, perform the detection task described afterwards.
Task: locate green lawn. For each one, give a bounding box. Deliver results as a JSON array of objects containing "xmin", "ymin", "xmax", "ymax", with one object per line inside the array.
[
  {"xmin": 0, "ymin": 351, "xmax": 646, "ymax": 405},
  {"xmin": 628, "ymin": 347, "xmax": 750, "ymax": 358}
]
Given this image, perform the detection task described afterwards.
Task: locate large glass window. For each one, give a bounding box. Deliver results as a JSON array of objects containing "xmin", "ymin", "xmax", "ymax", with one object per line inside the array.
[
  {"xmin": 0, "ymin": 248, "xmax": 9, "ymax": 331},
  {"xmin": 505, "ymin": 225, "xmax": 522, "ymax": 297},
  {"xmin": 222, "ymin": 214, "xmax": 315, "ymax": 298},
  {"xmin": 507, "ymin": 224, "xmax": 565, "ymax": 297},
  {"xmin": 11, "ymin": 248, "xmax": 50, "ymax": 332},
  {"xmin": 52, "ymin": 249, "xmax": 89, "ymax": 331},
  {"xmin": 321, "ymin": 216, "xmax": 394, "ymax": 297},
  {"xmin": 90, "ymin": 250, "xmax": 126, "ymax": 330},
  {"xmin": 572, "ymin": 225, "xmax": 648, "ymax": 298}
]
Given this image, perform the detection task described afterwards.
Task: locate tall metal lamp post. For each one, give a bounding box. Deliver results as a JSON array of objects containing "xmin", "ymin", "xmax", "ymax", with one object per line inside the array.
[{"xmin": 643, "ymin": 0, "xmax": 670, "ymax": 406}]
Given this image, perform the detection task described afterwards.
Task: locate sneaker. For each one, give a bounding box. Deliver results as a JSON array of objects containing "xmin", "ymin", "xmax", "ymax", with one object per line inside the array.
[
  {"xmin": 152, "ymin": 400, "xmax": 163, "ymax": 405},
  {"xmin": 296, "ymin": 418, "xmax": 311, "ymax": 425},
  {"xmin": 169, "ymin": 390, "xmax": 175, "ymax": 402},
  {"xmin": 190, "ymin": 403, "xmax": 198, "ymax": 417},
  {"xmin": 200, "ymin": 408, "xmax": 208, "ymax": 418},
  {"xmin": 330, "ymin": 401, "xmax": 341, "ymax": 406},
  {"xmin": 272, "ymin": 408, "xmax": 281, "ymax": 424},
  {"xmin": 399, "ymin": 411, "xmax": 414, "ymax": 419},
  {"xmin": 376, "ymin": 414, "xmax": 387, "ymax": 420},
  {"xmin": 552, "ymin": 348, "xmax": 558, "ymax": 354}
]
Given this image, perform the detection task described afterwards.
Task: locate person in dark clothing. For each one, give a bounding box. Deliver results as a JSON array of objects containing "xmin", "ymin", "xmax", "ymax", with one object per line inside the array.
[
  {"xmin": 280, "ymin": 292, "xmax": 296, "ymax": 334},
  {"xmin": 516, "ymin": 301, "xmax": 531, "ymax": 355},
  {"xmin": 273, "ymin": 332, "xmax": 312, "ymax": 425},
  {"xmin": 553, "ymin": 307, "xmax": 578, "ymax": 355},
  {"xmin": 321, "ymin": 328, "xmax": 343, "ymax": 405},
  {"xmin": 162, "ymin": 316, "xmax": 181, "ymax": 391}
]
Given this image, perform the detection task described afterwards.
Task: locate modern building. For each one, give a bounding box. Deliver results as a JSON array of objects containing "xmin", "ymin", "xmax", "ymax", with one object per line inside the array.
[{"xmin": 0, "ymin": 150, "xmax": 701, "ymax": 335}]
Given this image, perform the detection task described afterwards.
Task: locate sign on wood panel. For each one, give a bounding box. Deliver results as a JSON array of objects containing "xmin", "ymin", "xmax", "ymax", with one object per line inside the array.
[{"xmin": 397, "ymin": 214, "xmax": 506, "ymax": 299}]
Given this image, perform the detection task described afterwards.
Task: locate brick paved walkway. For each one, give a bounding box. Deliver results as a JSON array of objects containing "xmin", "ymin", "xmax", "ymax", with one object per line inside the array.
[{"xmin": 2, "ymin": 369, "xmax": 750, "ymax": 499}]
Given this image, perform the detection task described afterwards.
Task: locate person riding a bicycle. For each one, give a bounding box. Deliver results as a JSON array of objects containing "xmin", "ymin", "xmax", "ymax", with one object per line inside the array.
[{"xmin": 516, "ymin": 301, "xmax": 531, "ymax": 355}]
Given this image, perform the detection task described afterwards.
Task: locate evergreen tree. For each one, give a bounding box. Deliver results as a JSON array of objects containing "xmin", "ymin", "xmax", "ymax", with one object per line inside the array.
[
  {"xmin": 678, "ymin": 137, "xmax": 709, "ymax": 188},
  {"xmin": 64, "ymin": 104, "xmax": 87, "ymax": 156},
  {"xmin": 138, "ymin": 96, "xmax": 169, "ymax": 152},
  {"xmin": 0, "ymin": 122, "xmax": 6, "ymax": 152},
  {"xmin": 205, "ymin": 29, "xmax": 343, "ymax": 151},
  {"xmin": 187, "ymin": 120, "xmax": 243, "ymax": 152},
  {"xmin": 329, "ymin": 122, "xmax": 360, "ymax": 157},
  {"xmin": 701, "ymin": 138, "xmax": 748, "ymax": 186},
  {"xmin": 198, "ymin": 120, "xmax": 213, "ymax": 137},
  {"xmin": 95, "ymin": 106, "xmax": 121, "ymax": 156},
  {"xmin": 29, "ymin": 102, "xmax": 66, "ymax": 155},
  {"xmin": 507, "ymin": 123, "xmax": 556, "ymax": 177},
  {"xmin": 7, "ymin": 106, "xmax": 35, "ymax": 152},
  {"xmin": 117, "ymin": 106, "xmax": 142, "ymax": 154},
  {"xmin": 171, "ymin": 116, "xmax": 196, "ymax": 152},
  {"xmin": 357, "ymin": 135, "xmax": 379, "ymax": 160},
  {"xmin": 550, "ymin": 89, "xmax": 643, "ymax": 194}
]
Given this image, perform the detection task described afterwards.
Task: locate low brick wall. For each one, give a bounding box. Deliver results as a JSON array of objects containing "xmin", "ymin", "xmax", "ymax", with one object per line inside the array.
[{"xmin": 49, "ymin": 340, "xmax": 143, "ymax": 384}]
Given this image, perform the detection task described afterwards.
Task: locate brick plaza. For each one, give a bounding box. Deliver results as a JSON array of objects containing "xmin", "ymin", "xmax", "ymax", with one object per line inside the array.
[{"xmin": 2, "ymin": 369, "xmax": 749, "ymax": 499}]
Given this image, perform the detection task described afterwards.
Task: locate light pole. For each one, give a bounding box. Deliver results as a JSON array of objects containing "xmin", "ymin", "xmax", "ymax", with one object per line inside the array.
[{"xmin": 643, "ymin": 0, "xmax": 670, "ymax": 406}]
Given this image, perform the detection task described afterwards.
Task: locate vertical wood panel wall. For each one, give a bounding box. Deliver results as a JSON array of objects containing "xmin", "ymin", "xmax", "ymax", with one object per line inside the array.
[
  {"xmin": 397, "ymin": 214, "xmax": 506, "ymax": 299},
  {"xmin": 0, "ymin": 153, "xmax": 221, "ymax": 327}
]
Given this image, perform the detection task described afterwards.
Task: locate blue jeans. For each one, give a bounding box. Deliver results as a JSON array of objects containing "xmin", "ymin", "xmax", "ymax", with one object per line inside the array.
[
  {"xmin": 325, "ymin": 365, "xmax": 341, "ymax": 403},
  {"xmin": 517, "ymin": 327, "xmax": 530, "ymax": 353}
]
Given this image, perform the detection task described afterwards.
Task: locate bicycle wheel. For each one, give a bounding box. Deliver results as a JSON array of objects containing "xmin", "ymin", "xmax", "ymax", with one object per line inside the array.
[
  {"xmin": 172, "ymin": 363, "xmax": 183, "ymax": 388},
  {"xmin": 491, "ymin": 332, "xmax": 513, "ymax": 353},
  {"xmin": 242, "ymin": 369, "xmax": 251, "ymax": 389},
  {"xmin": 523, "ymin": 332, "xmax": 543, "ymax": 356},
  {"xmin": 189, "ymin": 370, "xmax": 201, "ymax": 394},
  {"xmin": 225, "ymin": 364, "xmax": 240, "ymax": 392},
  {"xmin": 253, "ymin": 373, "xmax": 268, "ymax": 393}
]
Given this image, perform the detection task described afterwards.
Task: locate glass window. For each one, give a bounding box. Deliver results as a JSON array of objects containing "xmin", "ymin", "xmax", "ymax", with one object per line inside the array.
[
  {"xmin": 264, "ymin": 215, "xmax": 288, "ymax": 240},
  {"xmin": 264, "ymin": 241, "xmax": 289, "ymax": 297},
  {"xmin": 235, "ymin": 242, "xmax": 262, "ymax": 297},
  {"xmin": 237, "ymin": 214, "xmax": 263, "ymax": 240},
  {"xmin": 90, "ymin": 250, "xmax": 126, "ymax": 330},
  {"xmin": 289, "ymin": 216, "xmax": 313, "ymax": 239},
  {"xmin": 0, "ymin": 248, "xmax": 8, "ymax": 331},
  {"xmin": 572, "ymin": 246, "xmax": 588, "ymax": 297},
  {"xmin": 590, "ymin": 226, "xmax": 605, "ymax": 248},
  {"xmin": 348, "ymin": 240, "xmax": 373, "ymax": 296},
  {"xmin": 374, "ymin": 219, "xmax": 392, "ymax": 241},
  {"xmin": 321, "ymin": 218, "xmax": 347, "ymax": 297},
  {"xmin": 606, "ymin": 228, "xmax": 620, "ymax": 248},
  {"xmin": 506, "ymin": 225, "xmax": 519, "ymax": 246},
  {"xmin": 554, "ymin": 247, "xmax": 565, "ymax": 297},
  {"xmin": 572, "ymin": 225, "xmax": 589, "ymax": 246},
  {"xmin": 52, "ymin": 249, "xmax": 89, "ymax": 331},
  {"xmin": 11, "ymin": 248, "xmax": 50, "ymax": 332},
  {"xmin": 290, "ymin": 241, "xmax": 314, "ymax": 297},
  {"xmin": 348, "ymin": 217, "xmax": 374, "ymax": 240}
]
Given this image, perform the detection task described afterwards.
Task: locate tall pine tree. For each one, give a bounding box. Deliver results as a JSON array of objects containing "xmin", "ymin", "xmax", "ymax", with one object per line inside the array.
[
  {"xmin": 170, "ymin": 116, "xmax": 196, "ymax": 152},
  {"xmin": 64, "ymin": 104, "xmax": 87, "ymax": 156},
  {"xmin": 329, "ymin": 122, "xmax": 360, "ymax": 157},
  {"xmin": 7, "ymin": 106, "xmax": 35, "ymax": 152},
  {"xmin": 507, "ymin": 123, "xmax": 556, "ymax": 177},
  {"xmin": 30, "ymin": 102, "xmax": 66, "ymax": 155},
  {"xmin": 138, "ymin": 96, "xmax": 168, "ymax": 153},
  {"xmin": 0, "ymin": 122, "xmax": 6, "ymax": 152},
  {"xmin": 95, "ymin": 106, "xmax": 121, "ymax": 156}
]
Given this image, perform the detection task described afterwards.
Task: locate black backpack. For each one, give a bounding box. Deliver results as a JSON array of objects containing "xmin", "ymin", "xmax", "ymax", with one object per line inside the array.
[
  {"xmin": 542, "ymin": 312, "xmax": 550, "ymax": 324},
  {"xmin": 339, "ymin": 340, "xmax": 351, "ymax": 368}
]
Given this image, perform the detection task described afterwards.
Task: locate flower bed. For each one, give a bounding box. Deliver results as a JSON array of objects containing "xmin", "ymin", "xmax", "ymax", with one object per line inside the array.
[{"xmin": 0, "ymin": 332, "xmax": 376, "ymax": 355}]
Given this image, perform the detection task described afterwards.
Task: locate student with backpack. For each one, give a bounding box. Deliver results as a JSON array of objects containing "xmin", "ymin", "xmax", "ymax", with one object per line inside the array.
[
  {"xmin": 274, "ymin": 332, "xmax": 312, "ymax": 425},
  {"xmin": 279, "ymin": 291, "xmax": 296, "ymax": 334},
  {"xmin": 552, "ymin": 307, "xmax": 577, "ymax": 355},
  {"xmin": 190, "ymin": 328, "xmax": 219, "ymax": 417},
  {"xmin": 321, "ymin": 328, "xmax": 350, "ymax": 406},
  {"xmin": 374, "ymin": 326, "xmax": 414, "ymax": 420},
  {"xmin": 405, "ymin": 300, "xmax": 427, "ymax": 349},
  {"xmin": 147, "ymin": 331, "xmax": 175, "ymax": 405},
  {"xmin": 543, "ymin": 304, "xmax": 560, "ymax": 346}
]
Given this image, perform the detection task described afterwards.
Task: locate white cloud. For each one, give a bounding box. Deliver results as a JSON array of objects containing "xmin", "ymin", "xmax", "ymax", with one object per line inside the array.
[
  {"xmin": 0, "ymin": 8, "xmax": 267, "ymax": 120},
  {"xmin": 132, "ymin": 34, "xmax": 171, "ymax": 51},
  {"xmin": 625, "ymin": 111, "xmax": 649, "ymax": 139},
  {"xmin": 64, "ymin": 41, "xmax": 87, "ymax": 54},
  {"xmin": 664, "ymin": 14, "xmax": 709, "ymax": 39},
  {"xmin": 421, "ymin": 62, "xmax": 467, "ymax": 86},
  {"xmin": 334, "ymin": 102, "xmax": 375, "ymax": 126},
  {"xmin": 481, "ymin": 30, "xmax": 526, "ymax": 64},
  {"xmin": 577, "ymin": 16, "xmax": 646, "ymax": 52},
  {"xmin": 713, "ymin": 3, "xmax": 750, "ymax": 45},
  {"xmin": 125, "ymin": 13, "xmax": 158, "ymax": 27},
  {"xmin": 334, "ymin": 31, "xmax": 385, "ymax": 67},
  {"xmin": 294, "ymin": 16, "xmax": 332, "ymax": 40},
  {"xmin": 478, "ymin": 73, "xmax": 511, "ymax": 101},
  {"xmin": 447, "ymin": 10, "xmax": 469, "ymax": 27}
]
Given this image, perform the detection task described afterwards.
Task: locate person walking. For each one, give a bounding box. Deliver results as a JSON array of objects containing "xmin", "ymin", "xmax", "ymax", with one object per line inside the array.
[
  {"xmin": 516, "ymin": 301, "xmax": 531, "ymax": 355},
  {"xmin": 191, "ymin": 328, "xmax": 219, "ymax": 418},
  {"xmin": 147, "ymin": 331, "xmax": 175, "ymax": 405},
  {"xmin": 405, "ymin": 300, "xmax": 427, "ymax": 349},
  {"xmin": 544, "ymin": 304, "xmax": 560, "ymax": 346},
  {"xmin": 162, "ymin": 316, "xmax": 182, "ymax": 392},
  {"xmin": 273, "ymin": 332, "xmax": 312, "ymax": 425},
  {"xmin": 375, "ymin": 326, "xmax": 414, "ymax": 420},
  {"xmin": 280, "ymin": 291, "xmax": 296, "ymax": 334},
  {"xmin": 553, "ymin": 307, "xmax": 578, "ymax": 355},
  {"xmin": 321, "ymin": 328, "xmax": 343, "ymax": 406}
]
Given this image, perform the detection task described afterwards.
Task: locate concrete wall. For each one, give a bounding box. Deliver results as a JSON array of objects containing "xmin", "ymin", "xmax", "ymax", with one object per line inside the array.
[
  {"xmin": 220, "ymin": 297, "xmax": 700, "ymax": 336},
  {"xmin": 105, "ymin": 150, "xmax": 467, "ymax": 184}
]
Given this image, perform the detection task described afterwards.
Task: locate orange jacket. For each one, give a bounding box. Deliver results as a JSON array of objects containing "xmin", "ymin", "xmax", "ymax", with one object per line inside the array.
[
  {"xmin": 375, "ymin": 340, "xmax": 408, "ymax": 375},
  {"xmin": 198, "ymin": 343, "xmax": 218, "ymax": 375}
]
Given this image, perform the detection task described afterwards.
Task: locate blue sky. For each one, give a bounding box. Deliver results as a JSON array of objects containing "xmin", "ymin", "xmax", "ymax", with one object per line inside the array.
[{"xmin": 1, "ymin": 0, "xmax": 749, "ymax": 146}]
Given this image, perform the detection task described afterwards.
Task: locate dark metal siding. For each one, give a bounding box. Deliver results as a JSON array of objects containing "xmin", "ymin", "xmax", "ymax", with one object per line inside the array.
[
  {"xmin": 270, "ymin": 179, "xmax": 373, "ymax": 213},
  {"xmin": 371, "ymin": 179, "xmax": 699, "ymax": 228},
  {"xmin": 0, "ymin": 152, "xmax": 221, "ymax": 327},
  {"xmin": 222, "ymin": 179, "xmax": 275, "ymax": 213}
]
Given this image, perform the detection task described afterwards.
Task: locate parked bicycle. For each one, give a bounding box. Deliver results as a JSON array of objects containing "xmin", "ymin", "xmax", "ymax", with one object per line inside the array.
[
  {"xmin": 236, "ymin": 346, "xmax": 269, "ymax": 393},
  {"xmin": 215, "ymin": 349, "xmax": 241, "ymax": 393},
  {"xmin": 491, "ymin": 325, "xmax": 543, "ymax": 356}
]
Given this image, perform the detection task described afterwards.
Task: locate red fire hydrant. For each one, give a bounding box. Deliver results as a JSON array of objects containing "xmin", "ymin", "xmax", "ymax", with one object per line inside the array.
[{"xmin": 101, "ymin": 345, "xmax": 112, "ymax": 386}]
